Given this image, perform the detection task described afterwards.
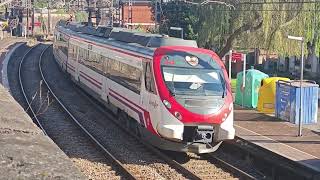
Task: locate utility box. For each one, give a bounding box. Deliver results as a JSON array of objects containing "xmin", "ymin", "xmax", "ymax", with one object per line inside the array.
[
  {"xmin": 275, "ymin": 80, "xmax": 319, "ymax": 124},
  {"xmin": 235, "ymin": 69, "xmax": 269, "ymax": 108}
]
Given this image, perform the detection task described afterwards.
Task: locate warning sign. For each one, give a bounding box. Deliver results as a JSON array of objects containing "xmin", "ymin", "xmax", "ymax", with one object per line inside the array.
[{"xmin": 231, "ymin": 52, "xmax": 242, "ymax": 62}]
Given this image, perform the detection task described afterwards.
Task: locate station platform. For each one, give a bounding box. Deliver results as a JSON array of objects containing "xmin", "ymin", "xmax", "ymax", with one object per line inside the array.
[
  {"xmin": 234, "ymin": 105, "xmax": 320, "ymax": 173},
  {"xmin": 0, "ymin": 38, "xmax": 27, "ymax": 86},
  {"xmin": 0, "ymin": 83, "xmax": 85, "ymax": 179},
  {"xmin": 0, "ymin": 40, "xmax": 85, "ymax": 179}
]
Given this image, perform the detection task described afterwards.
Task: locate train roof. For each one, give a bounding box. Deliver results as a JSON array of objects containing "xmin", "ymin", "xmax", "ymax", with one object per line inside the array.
[{"xmin": 56, "ymin": 20, "xmax": 198, "ymax": 57}]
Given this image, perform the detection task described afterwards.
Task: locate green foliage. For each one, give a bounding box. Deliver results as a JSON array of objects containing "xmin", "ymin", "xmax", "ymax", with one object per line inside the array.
[
  {"xmin": 159, "ymin": 1, "xmax": 320, "ymax": 57},
  {"xmin": 75, "ymin": 12, "xmax": 88, "ymax": 22},
  {"xmin": 34, "ymin": 0, "xmax": 48, "ymax": 9},
  {"xmin": 55, "ymin": 9, "xmax": 66, "ymax": 15},
  {"xmin": 231, "ymin": 79, "xmax": 237, "ymax": 92},
  {"xmin": 159, "ymin": 2, "xmax": 199, "ymax": 39}
]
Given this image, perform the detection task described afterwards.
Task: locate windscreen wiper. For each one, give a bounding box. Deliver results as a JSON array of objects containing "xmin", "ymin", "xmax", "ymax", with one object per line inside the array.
[
  {"xmin": 170, "ymin": 73, "xmax": 176, "ymax": 96},
  {"xmin": 168, "ymin": 88, "xmax": 176, "ymax": 96},
  {"xmin": 220, "ymin": 72, "xmax": 226, "ymax": 98}
]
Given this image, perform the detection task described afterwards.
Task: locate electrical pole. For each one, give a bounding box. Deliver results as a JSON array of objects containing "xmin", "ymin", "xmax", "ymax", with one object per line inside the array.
[
  {"xmin": 128, "ymin": 0, "xmax": 132, "ymax": 28},
  {"xmin": 110, "ymin": 0, "xmax": 113, "ymax": 27},
  {"xmin": 31, "ymin": 0, "xmax": 34, "ymax": 36},
  {"xmin": 154, "ymin": 0, "xmax": 157, "ymax": 25},
  {"xmin": 26, "ymin": 5, "xmax": 29, "ymax": 37},
  {"xmin": 47, "ymin": 0, "xmax": 51, "ymax": 36}
]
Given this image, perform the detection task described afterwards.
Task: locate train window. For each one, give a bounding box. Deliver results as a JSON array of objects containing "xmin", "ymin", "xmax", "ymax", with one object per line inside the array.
[
  {"xmin": 73, "ymin": 45, "xmax": 78, "ymax": 61},
  {"xmin": 107, "ymin": 58, "xmax": 141, "ymax": 94},
  {"xmin": 145, "ymin": 62, "xmax": 156, "ymax": 94},
  {"xmin": 90, "ymin": 52, "xmax": 103, "ymax": 73},
  {"xmin": 96, "ymin": 55, "xmax": 104, "ymax": 72},
  {"xmin": 78, "ymin": 50, "xmax": 104, "ymax": 75},
  {"xmin": 103, "ymin": 56, "xmax": 109, "ymax": 75},
  {"xmin": 79, "ymin": 48, "xmax": 89, "ymax": 64},
  {"xmin": 68, "ymin": 44, "xmax": 73, "ymax": 59}
]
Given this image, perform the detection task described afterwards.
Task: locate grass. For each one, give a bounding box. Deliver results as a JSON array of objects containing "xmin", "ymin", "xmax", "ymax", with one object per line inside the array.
[{"xmin": 231, "ymin": 79, "xmax": 237, "ymax": 92}]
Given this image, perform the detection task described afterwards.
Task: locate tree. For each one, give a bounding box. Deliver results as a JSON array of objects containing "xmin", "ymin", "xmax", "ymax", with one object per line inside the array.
[
  {"xmin": 159, "ymin": 2, "xmax": 199, "ymax": 39},
  {"xmin": 160, "ymin": 1, "xmax": 264, "ymax": 57},
  {"xmin": 159, "ymin": 0, "xmax": 320, "ymax": 58}
]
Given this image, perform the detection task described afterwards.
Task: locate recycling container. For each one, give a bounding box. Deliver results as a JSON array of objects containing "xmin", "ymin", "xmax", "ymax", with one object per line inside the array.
[
  {"xmin": 275, "ymin": 80, "xmax": 318, "ymax": 124},
  {"xmin": 235, "ymin": 69, "xmax": 269, "ymax": 108},
  {"xmin": 257, "ymin": 77, "xmax": 290, "ymax": 113}
]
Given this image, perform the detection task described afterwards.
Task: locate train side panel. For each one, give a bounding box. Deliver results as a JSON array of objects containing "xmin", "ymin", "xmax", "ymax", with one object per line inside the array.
[{"xmin": 64, "ymin": 36, "xmax": 157, "ymax": 131}]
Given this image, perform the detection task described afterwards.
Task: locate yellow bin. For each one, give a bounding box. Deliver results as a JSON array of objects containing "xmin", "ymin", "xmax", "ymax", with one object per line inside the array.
[{"xmin": 257, "ymin": 77, "xmax": 290, "ymax": 113}]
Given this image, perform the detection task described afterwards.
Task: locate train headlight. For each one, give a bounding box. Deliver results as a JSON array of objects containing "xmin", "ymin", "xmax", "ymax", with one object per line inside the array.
[
  {"xmin": 163, "ymin": 100, "xmax": 171, "ymax": 109},
  {"xmin": 174, "ymin": 111, "xmax": 182, "ymax": 120}
]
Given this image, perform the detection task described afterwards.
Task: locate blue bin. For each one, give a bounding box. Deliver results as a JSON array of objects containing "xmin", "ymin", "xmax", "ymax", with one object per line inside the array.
[{"xmin": 275, "ymin": 80, "xmax": 318, "ymax": 124}]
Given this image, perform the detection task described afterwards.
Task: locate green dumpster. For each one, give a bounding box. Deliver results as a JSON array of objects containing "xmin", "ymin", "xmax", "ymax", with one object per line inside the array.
[{"xmin": 235, "ymin": 69, "xmax": 269, "ymax": 108}]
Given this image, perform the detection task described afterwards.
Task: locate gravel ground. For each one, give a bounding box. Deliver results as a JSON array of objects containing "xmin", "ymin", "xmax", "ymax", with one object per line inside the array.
[
  {"xmin": 11, "ymin": 44, "xmax": 124, "ymax": 180},
  {"xmin": 168, "ymin": 152, "xmax": 237, "ymax": 180},
  {"xmin": 41, "ymin": 47, "xmax": 187, "ymax": 179},
  {"xmin": 213, "ymin": 149, "xmax": 265, "ymax": 179},
  {"xmin": 8, "ymin": 43, "xmax": 255, "ymax": 180},
  {"xmin": 7, "ymin": 43, "xmax": 31, "ymax": 106}
]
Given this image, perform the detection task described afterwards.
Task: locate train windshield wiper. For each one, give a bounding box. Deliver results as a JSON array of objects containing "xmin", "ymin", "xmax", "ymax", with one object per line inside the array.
[
  {"xmin": 171, "ymin": 73, "xmax": 176, "ymax": 96},
  {"xmin": 166, "ymin": 74, "xmax": 176, "ymax": 96},
  {"xmin": 219, "ymin": 72, "xmax": 226, "ymax": 98}
]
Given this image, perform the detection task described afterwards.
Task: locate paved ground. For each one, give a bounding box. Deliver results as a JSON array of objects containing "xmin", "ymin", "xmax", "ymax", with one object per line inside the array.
[
  {"xmin": 234, "ymin": 105, "xmax": 320, "ymax": 173},
  {"xmin": 0, "ymin": 39, "xmax": 85, "ymax": 179},
  {"xmin": 0, "ymin": 84, "xmax": 85, "ymax": 179}
]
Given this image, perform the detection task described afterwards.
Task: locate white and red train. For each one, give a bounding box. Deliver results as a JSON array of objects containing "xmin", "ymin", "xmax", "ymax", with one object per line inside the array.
[{"xmin": 53, "ymin": 21, "xmax": 235, "ymax": 153}]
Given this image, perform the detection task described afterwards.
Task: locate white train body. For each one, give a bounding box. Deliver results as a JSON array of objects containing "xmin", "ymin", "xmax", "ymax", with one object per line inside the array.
[{"xmin": 53, "ymin": 21, "xmax": 235, "ymax": 153}]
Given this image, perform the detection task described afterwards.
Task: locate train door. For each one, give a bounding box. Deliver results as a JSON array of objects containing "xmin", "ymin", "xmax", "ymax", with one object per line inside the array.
[
  {"xmin": 141, "ymin": 62, "xmax": 161, "ymax": 132},
  {"xmin": 64, "ymin": 40, "xmax": 70, "ymax": 72},
  {"xmin": 101, "ymin": 55, "xmax": 109, "ymax": 103},
  {"xmin": 75, "ymin": 45, "xmax": 80, "ymax": 81}
]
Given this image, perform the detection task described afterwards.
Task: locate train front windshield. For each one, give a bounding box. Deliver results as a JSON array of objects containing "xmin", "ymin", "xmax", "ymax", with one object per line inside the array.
[{"xmin": 161, "ymin": 52, "xmax": 226, "ymax": 97}]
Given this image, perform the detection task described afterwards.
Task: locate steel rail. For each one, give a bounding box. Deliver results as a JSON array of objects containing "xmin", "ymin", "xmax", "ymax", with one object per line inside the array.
[
  {"xmin": 76, "ymin": 81, "xmax": 256, "ymax": 180},
  {"xmin": 207, "ymin": 153, "xmax": 257, "ymax": 180},
  {"xmin": 40, "ymin": 45, "xmax": 256, "ymax": 180},
  {"xmin": 87, "ymin": 98, "xmax": 202, "ymax": 180},
  {"xmin": 71, "ymin": 77, "xmax": 208, "ymax": 180},
  {"xmin": 71, "ymin": 67, "xmax": 257, "ymax": 180},
  {"xmin": 18, "ymin": 43, "xmax": 48, "ymax": 136},
  {"xmin": 38, "ymin": 45, "xmax": 138, "ymax": 180},
  {"xmin": 75, "ymin": 73, "xmax": 258, "ymax": 179}
]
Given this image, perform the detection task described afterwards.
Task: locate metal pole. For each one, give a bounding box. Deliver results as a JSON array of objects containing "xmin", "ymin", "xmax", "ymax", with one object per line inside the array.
[
  {"xmin": 298, "ymin": 40, "xmax": 304, "ymax": 136},
  {"xmin": 48, "ymin": 1, "xmax": 51, "ymax": 36},
  {"xmin": 32, "ymin": 7, "xmax": 35, "ymax": 36},
  {"xmin": 229, "ymin": 50, "xmax": 232, "ymax": 79},
  {"xmin": 242, "ymin": 54, "xmax": 246, "ymax": 107},
  {"xmin": 26, "ymin": 8, "xmax": 29, "ymax": 37},
  {"xmin": 181, "ymin": 28, "xmax": 183, "ymax": 39},
  {"xmin": 154, "ymin": 0, "xmax": 158, "ymax": 25},
  {"xmin": 40, "ymin": 80, "xmax": 42, "ymax": 103},
  {"xmin": 111, "ymin": 0, "xmax": 113, "ymax": 26}
]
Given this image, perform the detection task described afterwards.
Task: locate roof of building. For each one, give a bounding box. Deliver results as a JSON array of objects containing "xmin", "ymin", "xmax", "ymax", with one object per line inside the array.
[{"xmin": 119, "ymin": 0, "xmax": 152, "ymax": 4}]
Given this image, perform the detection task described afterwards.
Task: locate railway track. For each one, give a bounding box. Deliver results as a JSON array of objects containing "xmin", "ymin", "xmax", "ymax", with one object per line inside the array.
[
  {"xmin": 39, "ymin": 45, "xmax": 258, "ymax": 180},
  {"xmin": 17, "ymin": 43, "xmax": 132, "ymax": 180},
  {"xmin": 10, "ymin": 41, "xmax": 259, "ymax": 179}
]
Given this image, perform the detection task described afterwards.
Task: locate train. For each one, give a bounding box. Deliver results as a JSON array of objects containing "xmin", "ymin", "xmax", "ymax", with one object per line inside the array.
[{"xmin": 53, "ymin": 20, "xmax": 235, "ymax": 154}]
